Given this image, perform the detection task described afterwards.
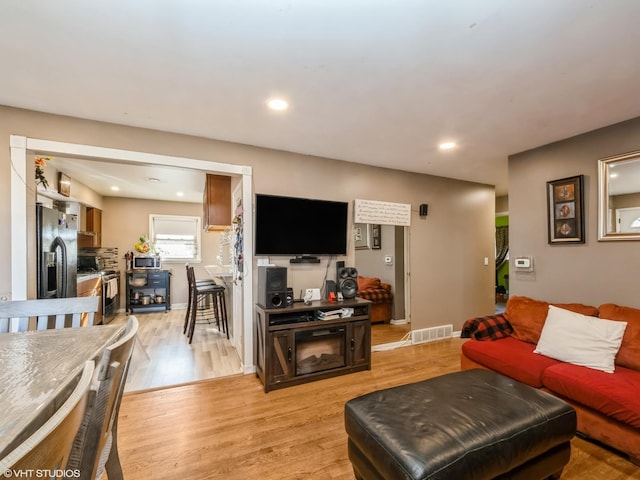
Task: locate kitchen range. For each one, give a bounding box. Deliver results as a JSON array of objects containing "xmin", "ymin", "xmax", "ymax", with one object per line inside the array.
[{"xmin": 77, "ymin": 255, "xmax": 120, "ymax": 324}]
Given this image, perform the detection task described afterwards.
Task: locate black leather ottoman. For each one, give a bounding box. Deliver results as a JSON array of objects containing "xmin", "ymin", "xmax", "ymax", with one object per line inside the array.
[{"xmin": 344, "ymin": 369, "xmax": 576, "ymax": 480}]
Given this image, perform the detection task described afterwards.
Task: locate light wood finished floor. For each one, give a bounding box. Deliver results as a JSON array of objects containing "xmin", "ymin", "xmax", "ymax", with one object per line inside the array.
[
  {"xmin": 371, "ymin": 321, "xmax": 411, "ymax": 346},
  {"xmin": 116, "ymin": 337, "xmax": 640, "ymax": 480},
  {"xmin": 112, "ymin": 309, "xmax": 242, "ymax": 392},
  {"xmin": 116, "ymin": 309, "xmax": 409, "ymax": 392}
]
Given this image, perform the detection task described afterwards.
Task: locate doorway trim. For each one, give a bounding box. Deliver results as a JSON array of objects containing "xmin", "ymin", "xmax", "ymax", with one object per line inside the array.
[{"xmin": 9, "ymin": 134, "xmax": 255, "ymax": 372}]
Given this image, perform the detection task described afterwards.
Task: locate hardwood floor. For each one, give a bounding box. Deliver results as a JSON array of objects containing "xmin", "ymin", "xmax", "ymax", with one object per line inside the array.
[
  {"xmin": 116, "ymin": 337, "xmax": 640, "ymax": 480},
  {"xmin": 371, "ymin": 321, "xmax": 411, "ymax": 346},
  {"xmin": 116, "ymin": 308, "xmax": 409, "ymax": 392},
  {"xmin": 113, "ymin": 308, "xmax": 242, "ymax": 392}
]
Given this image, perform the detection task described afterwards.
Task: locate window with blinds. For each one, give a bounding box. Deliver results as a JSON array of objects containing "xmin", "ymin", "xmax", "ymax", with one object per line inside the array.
[{"xmin": 149, "ymin": 215, "xmax": 201, "ymax": 261}]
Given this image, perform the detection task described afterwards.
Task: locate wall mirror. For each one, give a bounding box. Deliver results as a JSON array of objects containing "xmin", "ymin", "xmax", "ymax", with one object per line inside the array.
[{"xmin": 598, "ymin": 151, "xmax": 640, "ymax": 241}]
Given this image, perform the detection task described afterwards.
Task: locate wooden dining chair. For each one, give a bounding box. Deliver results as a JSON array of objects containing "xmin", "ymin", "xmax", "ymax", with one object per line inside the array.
[
  {"xmin": 0, "ymin": 360, "xmax": 95, "ymax": 472},
  {"xmin": 66, "ymin": 315, "xmax": 139, "ymax": 480},
  {"xmin": 0, "ymin": 296, "xmax": 100, "ymax": 333}
]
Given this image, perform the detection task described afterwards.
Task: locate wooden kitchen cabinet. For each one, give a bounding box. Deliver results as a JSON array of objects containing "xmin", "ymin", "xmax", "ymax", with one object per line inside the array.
[
  {"xmin": 79, "ymin": 207, "xmax": 102, "ymax": 248},
  {"xmin": 85, "ymin": 207, "xmax": 102, "ymax": 247},
  {"xmin": 203, "ymin": 174, "xmax": 231, "ymax": 231},
  {"xmin": 77, "ymin": 275, "xmax": 102, "ymax": 325}
]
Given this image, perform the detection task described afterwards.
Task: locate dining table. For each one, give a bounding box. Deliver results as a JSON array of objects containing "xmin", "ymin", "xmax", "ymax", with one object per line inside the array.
[{"xmin": 0, "ymin": 323, "xmax": 126, "ymax": 458}]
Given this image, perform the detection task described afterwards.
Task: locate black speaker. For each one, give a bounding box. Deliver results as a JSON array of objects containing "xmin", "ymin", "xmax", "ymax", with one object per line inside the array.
[
  {"xmin": 337, "ymin": 266, "xmax": 358, "ymax": 299},
  {"xmin": 419, "ymin": 204, "xmax": 429, "ymax": 217},
  {"xmin": 286, "ymin": 287, "xmax": 294, "ymax": 306},
  {"xmin": 258, "ymin": 266, "xmax": 288, "ymax": 308},
  {"xmin": 324, "ymin": 280, "xmax": 336, "ymax": 299},
  {"xmin": 335, "ymin": 260, "xmax": 345, "ymax": 282}
]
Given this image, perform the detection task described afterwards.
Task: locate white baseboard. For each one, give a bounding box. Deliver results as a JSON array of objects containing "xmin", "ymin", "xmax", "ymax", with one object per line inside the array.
[
  {"xmin": 390, "ymin": 318, "xmax": 408, "ymax": 325},
  {"xmin": 372, "ymin": 339, "xmax": 412, "ymax": 351}
]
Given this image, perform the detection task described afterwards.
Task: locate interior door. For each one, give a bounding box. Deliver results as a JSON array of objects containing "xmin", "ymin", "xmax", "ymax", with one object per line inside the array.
[{"xmin": 616, "ymin": 207, "xmax": 640, "ymax": 233}]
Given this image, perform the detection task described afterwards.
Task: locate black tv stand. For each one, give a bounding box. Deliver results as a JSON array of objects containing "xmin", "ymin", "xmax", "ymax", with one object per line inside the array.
[{"xmin": 290, "ymin": 256, "xmax": 320, "ymax": 264}]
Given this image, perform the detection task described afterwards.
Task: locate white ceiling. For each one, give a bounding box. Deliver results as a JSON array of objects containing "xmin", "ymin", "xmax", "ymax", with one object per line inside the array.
[{"xmin": 3, "ymin": 0, "xmax": 640, "ymax": 199}]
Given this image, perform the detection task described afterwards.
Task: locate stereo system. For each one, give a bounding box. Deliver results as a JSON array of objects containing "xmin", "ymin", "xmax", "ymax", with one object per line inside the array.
[
  {"xmin": 286, "ymin": 287, "xmax": 294, "ymax": 306},
  {"xmin": 258, "ymin": 266, "xmax": 288, "ymax": 308},
  {"xmin": 258, "ymin": 263, "xmax": 358, "ymax": 308},
  {"xmin": 337, "ymin": 265, "xmax": 358, "ymax": 299},
  {"xmin": 268, "ymin": 311, "xmax": 314, "ymax": 326}
]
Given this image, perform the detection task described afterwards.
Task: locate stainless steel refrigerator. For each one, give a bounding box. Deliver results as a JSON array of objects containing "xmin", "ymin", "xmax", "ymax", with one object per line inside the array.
[{"xmin": 37, "ymin": 205, "xmax": 78, "ymax": 298}]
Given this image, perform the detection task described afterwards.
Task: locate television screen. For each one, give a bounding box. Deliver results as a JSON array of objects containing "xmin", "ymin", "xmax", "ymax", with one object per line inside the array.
[{"xmin": 255, "ymin": 194, "xmax": 348, "ymax": 256}]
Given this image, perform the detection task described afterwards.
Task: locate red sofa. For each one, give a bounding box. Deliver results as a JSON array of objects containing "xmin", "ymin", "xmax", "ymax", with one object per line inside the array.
[
  {"xmin": 356, "ymin": 276, "xmax": 393, "ymax": 323},
  {"xmin": 460, "ymin": 295, "xmax": 640, "ymax": 465}
]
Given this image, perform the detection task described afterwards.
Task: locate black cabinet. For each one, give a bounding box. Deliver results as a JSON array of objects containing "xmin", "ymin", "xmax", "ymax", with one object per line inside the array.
[
  {"xmin": 126, "ymin": 270, "xmax": 171, "ymax": 313},
  {"xmin": 255, "ymin": 299, "xmax": 371, "ymax": 392}
]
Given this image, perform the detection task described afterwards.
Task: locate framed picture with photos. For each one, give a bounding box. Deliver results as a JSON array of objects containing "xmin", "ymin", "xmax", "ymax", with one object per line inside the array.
[{"xmin": 547, "ymin": 175, "xmax": 584, "ymax": 244}]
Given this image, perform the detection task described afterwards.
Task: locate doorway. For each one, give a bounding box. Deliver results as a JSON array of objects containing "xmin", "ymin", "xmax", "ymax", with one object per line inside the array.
[
  {"xmin": 616, "ymin": 206, "xmax": 640, "ymax": 233},
  {"xmin": 9, "ymin": 135, "xmax": 255, "ymax": 375},
  {"xmin": 354, "ymin": 224, "xmax": 410, "ymax": 346}
]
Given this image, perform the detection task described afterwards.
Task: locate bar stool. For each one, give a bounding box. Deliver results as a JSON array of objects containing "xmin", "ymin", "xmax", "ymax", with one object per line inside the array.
[
  {"xmin": 182, "ymin": 264, "xmax": 220, "ymax": 343},
  {"xmin": 183, "ymin": 266, "xmax": 229, "ymax": 343},
  {"xmin": 210, "ymin": 285, "xmax": 229, "ymax": 340},
  {"xmin": 183, "ymin": 264, "xmax": 217, "ymax": 336}
]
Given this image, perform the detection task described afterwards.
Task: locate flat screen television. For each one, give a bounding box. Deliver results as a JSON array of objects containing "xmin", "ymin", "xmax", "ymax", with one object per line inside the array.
[{"xmin": 255, "ymin": 194, "xmax": 348, "ymax": 257}]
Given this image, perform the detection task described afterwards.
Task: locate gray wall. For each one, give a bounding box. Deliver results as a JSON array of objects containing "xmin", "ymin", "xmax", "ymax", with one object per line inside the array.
[
  {"xmin": 509, "ymin": 116, "xmax": 640, "ymax": 308},
  {"xmin": 1, "ymin": 105, "xmax": 496, "ymax": 332}
]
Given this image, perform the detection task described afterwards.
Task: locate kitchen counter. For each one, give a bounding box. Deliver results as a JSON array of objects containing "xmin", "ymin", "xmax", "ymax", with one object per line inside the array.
[
  {"xmin": 77, "ymin": 273, "xmax": 101, "ymax": 282},
  {"xmin": 204, "ymin": 265, "xmax": 233, "ymax": 283}
]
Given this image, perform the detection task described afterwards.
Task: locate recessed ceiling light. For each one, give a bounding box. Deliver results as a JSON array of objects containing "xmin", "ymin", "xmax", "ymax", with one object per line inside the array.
[
  {"xmin": 267, "ymin": 98, "xmax": 289, "ymax": 111},
  {"xmin": 610, "ymin": 173, "xmax": 618, "ymax": 178},
  {"xmin": 439, "ymin": 142, "xmax": 457, "ymax": 150},
  {"xmin": 110, "ymin": 186, "xmax": 120, "ymax": 191},
  {"xmin": 176, "ymin": 191, "xmax": 184, "ymax": 197},
  {"xmin": 148, "ymin": 177, "xmax": 161, "ymax": 182}
]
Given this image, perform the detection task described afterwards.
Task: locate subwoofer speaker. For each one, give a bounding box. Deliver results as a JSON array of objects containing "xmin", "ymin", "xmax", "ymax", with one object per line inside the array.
[
  {"xmin": 258, "ymin": 266, "xmax": 288, "ymax": 308},
  {"xmin": 337, "ymin": 266, "xmax": 358, "ymax": 299}
]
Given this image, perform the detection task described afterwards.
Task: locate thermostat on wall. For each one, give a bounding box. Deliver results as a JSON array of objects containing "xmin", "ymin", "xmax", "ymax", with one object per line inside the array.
[{"xmin": 514, "ymin": 256, "xmax": 534, "ymax": 272}]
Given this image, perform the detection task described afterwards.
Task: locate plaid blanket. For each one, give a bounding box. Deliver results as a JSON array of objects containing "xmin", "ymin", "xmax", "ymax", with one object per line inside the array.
[
  {"xmin": 460, "ymin": 314, "xmax": 513, "ymax": 341},
  {"xmin": 357, "ymin": 289, "xmax": 393, "ymax": 303}
]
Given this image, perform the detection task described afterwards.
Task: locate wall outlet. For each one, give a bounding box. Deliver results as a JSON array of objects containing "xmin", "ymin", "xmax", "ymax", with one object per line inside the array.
[{"xmin": 305, "ymin": 288, "xmax": 321, "ymax": 301}]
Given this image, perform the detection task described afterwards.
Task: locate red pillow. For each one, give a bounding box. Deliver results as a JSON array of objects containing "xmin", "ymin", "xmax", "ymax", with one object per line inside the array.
[
  {"xmin": 599, "ymin": 303, "xmax": 640, "ymax": 371},
  {"xmin": 504, "ymin": 296, "xmax": 598, "ymax": 344},
  {"xmin": 357, "ymin": 276, "xmax": 381, "ymax": 291}
]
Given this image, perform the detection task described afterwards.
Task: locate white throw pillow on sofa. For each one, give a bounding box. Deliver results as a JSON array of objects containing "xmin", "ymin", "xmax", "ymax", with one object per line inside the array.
[{"xmin": 534, "ymin": 305, "xmax": 627, "ymax": 373}]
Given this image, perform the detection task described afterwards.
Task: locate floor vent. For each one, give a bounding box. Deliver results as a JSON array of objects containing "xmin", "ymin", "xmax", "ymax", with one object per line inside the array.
[{"xmin": 411, "ymin": 324, "xmax": 453, "ymax": 345}]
